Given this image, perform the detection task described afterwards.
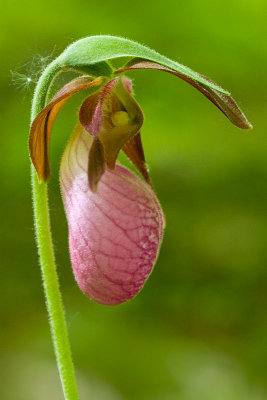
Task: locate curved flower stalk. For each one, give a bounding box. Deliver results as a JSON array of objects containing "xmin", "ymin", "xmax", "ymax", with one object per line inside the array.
[{"xmin": 29, "ymin": 35, "xmax": 252, "ymax": 399}]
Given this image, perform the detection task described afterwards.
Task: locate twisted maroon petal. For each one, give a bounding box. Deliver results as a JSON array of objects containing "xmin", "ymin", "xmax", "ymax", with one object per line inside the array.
[
  {"xmin": 115, "ymin": 60, "xmax": 252, "ymax": 130},
  {"xmin": 29, "ymin": 76, "xmax": 103, "ymax": 182}
]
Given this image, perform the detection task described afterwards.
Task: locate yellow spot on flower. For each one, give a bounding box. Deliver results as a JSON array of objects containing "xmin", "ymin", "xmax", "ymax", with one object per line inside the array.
[{"xmin": 111, "ymin": 111, "xmax": 129, "ymax": 126}]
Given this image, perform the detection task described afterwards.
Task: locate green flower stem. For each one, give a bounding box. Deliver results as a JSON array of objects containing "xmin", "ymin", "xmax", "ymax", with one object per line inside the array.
[{"xmin": 31, "ymin": 59, "xmax": 80, "ymax": 400}]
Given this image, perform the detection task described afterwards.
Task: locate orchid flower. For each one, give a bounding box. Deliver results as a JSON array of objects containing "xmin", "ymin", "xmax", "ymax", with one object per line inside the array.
[
  {"xmin": 29, "ymin": 36, "xmax": 251, "ymax": 306},
  {"xmin": 29, "ymin": 36, "xmax": 252, "ymax": 400}
]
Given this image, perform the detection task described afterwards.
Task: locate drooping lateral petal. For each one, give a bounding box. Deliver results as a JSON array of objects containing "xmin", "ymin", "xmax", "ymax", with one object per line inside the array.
[
  {"xmin": 122, "ymin": 132, "xmax": 150, "ymax": 184},
  {"xmin": 88, "ymin": 137, "xmax": 106, "ymax": 192},
  {"xmin": 60, "ymin": 122, "xmax": 165, "ymax": 305},
  {"xmin": 115, "ymin": 60, "xmax": 252, "ymax": 130},
  {"xmin": 29, "ymin": 75, "xmax": 103, "ymax": 182}
]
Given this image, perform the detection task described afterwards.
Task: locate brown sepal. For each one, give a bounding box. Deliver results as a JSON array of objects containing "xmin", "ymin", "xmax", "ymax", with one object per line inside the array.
[
  {"xmin": 29, "ymin": 75, "xmax": 103, "ymax": 182},
  {"xmin": 115, "ymin": 60, "xmax": 252, "ymax": 130}
]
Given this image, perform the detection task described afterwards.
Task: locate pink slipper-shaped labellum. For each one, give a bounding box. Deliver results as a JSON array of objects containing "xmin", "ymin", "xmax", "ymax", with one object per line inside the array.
[{"xmin": 60, "ymin": 124, "xmax": 165, "ymax": 305}]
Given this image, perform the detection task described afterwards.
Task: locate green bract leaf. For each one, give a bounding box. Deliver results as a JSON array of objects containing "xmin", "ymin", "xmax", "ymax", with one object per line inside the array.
[
  {"xmin": 59, "ymin": 35, "xmax": 229, "ymax": 94},
  {"xmin": 65, "ymin": 61, "xmax": 113, "ymax": 77}
]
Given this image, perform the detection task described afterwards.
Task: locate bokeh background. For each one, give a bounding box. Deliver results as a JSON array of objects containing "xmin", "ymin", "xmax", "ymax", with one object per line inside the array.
[{"xmin": 1, "ymin": 0, "xmax": 266, "ymax": 399}]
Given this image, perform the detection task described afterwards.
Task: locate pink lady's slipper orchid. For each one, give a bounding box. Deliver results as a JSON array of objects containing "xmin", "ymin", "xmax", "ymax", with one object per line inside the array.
[{"xmin": 29, "ymin": 36, "xmax": 251, "ymax": 305}]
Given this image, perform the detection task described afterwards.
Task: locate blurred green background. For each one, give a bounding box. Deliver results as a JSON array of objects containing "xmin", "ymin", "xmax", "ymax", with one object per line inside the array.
[{"xmin": 1, "ymin": 0, "xmax": 266, "ymax": 399}]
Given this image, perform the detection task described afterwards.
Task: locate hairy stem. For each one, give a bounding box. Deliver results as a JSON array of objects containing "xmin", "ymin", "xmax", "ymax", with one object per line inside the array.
[{"xmin": 31, "ymin": 59, "xmax": 80, "ymax": 400}]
